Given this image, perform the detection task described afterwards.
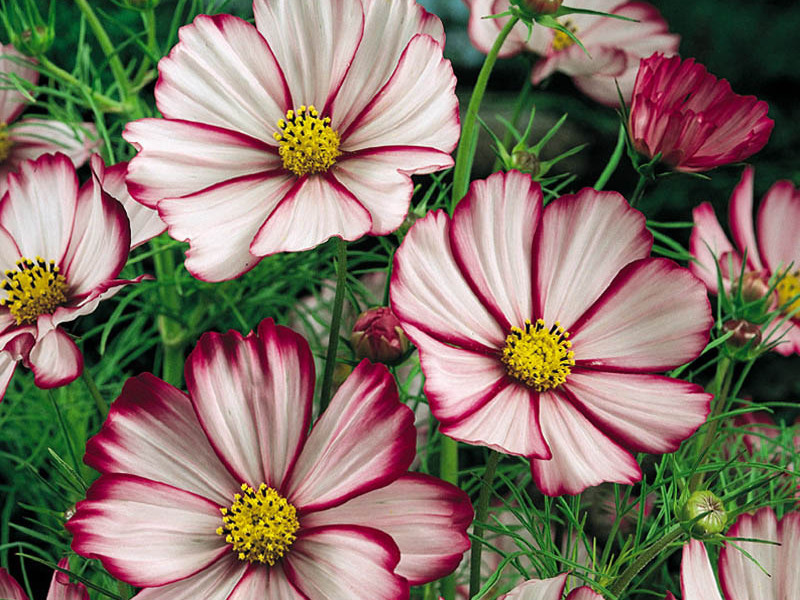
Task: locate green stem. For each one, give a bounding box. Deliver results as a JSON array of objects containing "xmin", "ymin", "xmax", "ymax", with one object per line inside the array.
[
  {"xmin": 132, "ymin": 7, "xmax": 159, "ymax": 88},
  {"xmin": 36, "ymin": 55, "xmax": 127, "ymax": 112},
  {"xmin": 629, "ymin": 172, "xmax": 649, "ymax": 208},
  {"xmin": 48, "ymin": 389, "xmax": 80, "ymax": 472},
  {"xmin": 81, "ymin": 368, "xmax": 108, "ymax": 420},
  {"xmin": 608, "ymin": 526, "xmax": 683, "ymax": 597},
  {"xmin": 318, "ymin": 237, "xmax": 348, "ymax": 412},
  {"xmin": 690, "ymin": 357, "xmax": 734, "ymax": 490},
  {"xmin": 450, "ymin": 15, "xmax": 520, "ymax": 213},
  {"xmin": 492, "ymin": 76, "xmax": 532, "ymax": 172},
  {"xmin": 593, "ymin": 123, "xmax": 626, "ymax": 190},
  {"xmin": 468, "ymin": 451, "xmax": 501, "ymax": 600},
  {"xmin": 439, "ymin": 435, "xmax": 460, "ymax": 600},
  {"xmin": 152, "ymin": 236, "xmax": 186, "ymax": 388}
]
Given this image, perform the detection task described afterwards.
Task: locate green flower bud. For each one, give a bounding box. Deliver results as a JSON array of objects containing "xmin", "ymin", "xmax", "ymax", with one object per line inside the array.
[{"xmin": 681, "ymin": 490, "xmax": 727, "ymax": 536}]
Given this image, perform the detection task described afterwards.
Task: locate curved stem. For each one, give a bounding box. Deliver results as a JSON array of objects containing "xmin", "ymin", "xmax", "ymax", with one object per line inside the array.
[
  {"xmin": 81, "ymin": 368, "xmax": 108, "ymax": 420},
  {"xmin": 629, "ymin": 172, "xmax": 649, "ymax": 208},
  {"xmin": 468, "ymin": 450, "xmax": 501, "ymax": 600},
  {"xmin": 439, "ymin": 435, "xmax": 460, "ymax": 600},
  {"xmin": 36, "ymin": 55, "xmax": 127, "ymax": 112},
  {"xmin": 608, "ymin": 526, "xmax": 683, "ymax": 597},
  {"xmin": 152, "ymin": 236, "xmax": 186, "ymax": 388},
  {"xmin": 594, "ymin": 123, "xmax": 626, "ymax": 191},
  {"xmin": 690, "ymin": 357, "xmax": 734, "ymax": 490},
  {"xmin": 450, "ymin": 15, "xmax": 520, "ymax": 213},
  {"xmin": 318, "ymin": 237, "xmax": 348, "ymax": 413}
]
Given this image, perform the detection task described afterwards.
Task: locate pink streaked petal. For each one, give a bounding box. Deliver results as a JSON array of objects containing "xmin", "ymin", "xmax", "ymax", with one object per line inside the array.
[
  {"xmin": 689, "ymin": 202, "xmax": 736, "ymax": 295},
  {"xmin": 254, "ymin": 0, "xmax": 363, "ymax": 111},
  {"xmin": 534, "ymin": 46, "xmax": 627, "ymax": 84},
  {"xmin": 0, "ymin": 567, "xmax": 27, "ymax": 600},
  {"xmin": 131, "ymin": 557, "xmax": 246, "ymax": 600},
  {"xmin": 67, "ymin": 474, "xmax": 227, "ymax": 587},
  {"xmin": 531, "ymin": 391, "xmax": 641, "ymax": 496},
  {"xmin": 333, "ymin": 148, "xmax": 452, "ymax": 235},
  {"xmin": 572, "ymin": 71, "xmax": 635, "ymax": 108},
  {"xmin": 302, "ymin": 473, "xmax": 472, "ymax": 585},
  {"xmin": 123, "ymin": 118, "xmax": 280, "ymax": 209},
  {"xmin": 391, "ymin": 210, "xmax": 505, "ymax": 350},
  {"xmin": 777, "ymin": 513, "xmax": 800, "ymax": 600},
  {"xmin": 719, "ymin": 508, "xmax": 780, "ymax": 600},
  {"xmin": 46, "ymin": 558, "xmax": 89, "ymax": 600},
  {"xmin": 0, "ymin": 153, "xmax": 78, "ymax": 264},
  {"xmin": 499, "ymin": 573, "xmax": 568, "ymax": 600},
  {"xmin": 342, "ymin": 35, "xmax": 458, "ymax": 154},
  {"xmin": 158, "ymin": 172, "xmax": 294, "ymax": 282},
  {"xmin": 51, "ymin": 275, "xmax": 149, "ymax": 330},
  {"xmin": 769, "ymin": 319, "xmax": 800, "ymax": 356},
  {"xmin": 563, "ymin": 369, "xmax": 710, "ymax": 454},
  {"xmin": 156, "ymin": 14, "xmax": 289, "ymax": 136},
  {"xmin": 756, "ymin": 179, "xmax": 800, "ymax": 275},
  {"xmin": 285, "ymin": 525, "xmax": 408, "ymax": 600},
  {"xmin": 450, "ymin": 171, "xmax": 541, "ymax": 329},
  {"xmin": 534, "ymin": 189, "xmax": 652, "ymax": 330},
  {"xmin": 571, "ymin": 258, "xmax": 712, "ymax": 371},
  {"xmin": 185, "ymin": 321, "xmax": 313, "ymax": 489},
  {"xmin": 681, "ymin": 540, "xmax": 723, "ymax": 600},
  {"xmin": 464, "ymin": 0, "xmax": 529, "ymax": 58},
  {"xmin": 285, "ymin": 360, "xmax": 414, "ymax": 512},
  {"xmin": 7, "ymin": 119, "xmax": 98, "ymax": 168},
  {"xmin": 332, "ymin": 0, "xmax": 444, "ymax": 131},
  {"xmin": 84, "ymin": 373, "xmax": 239, "ymax": 506},
  {"xmin": 566, "ymin": 588, "xmax": 604, "ymax": 600},
  {"xmin": 28, "ymin": 327, "xmax": 82, "ymax": 388},
  {"xmin": 0, "ymin": 44, "xmax": 37, "ymax": 123},
  {"xmin": 728, "ymin": 166, "xmax": 763, "ymax": 270},
  {"xmin": 249, "ymin": 174, "xmax": 372, "ymax": 256},
  {"xmin": 228, "ymin": 564, "xmax": 305, "ymax": 600},
  {"xmin": 0, "ymin": 352, "xmax": 19, "ymax": 402}
]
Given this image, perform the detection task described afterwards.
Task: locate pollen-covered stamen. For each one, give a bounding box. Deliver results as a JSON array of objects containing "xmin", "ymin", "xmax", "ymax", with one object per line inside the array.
[
  {"xmin": 551, "ymin": 19, "xmax": 579, "ymax": 52},
  {"xmin": 501, "ymin": 319, "xmax": 575, "ymax": 392},
  {"xmin": 776, "ymin": 269, "xmax": 800, "ymax": 316},
  {"xmin": 0, "ymin": 256, "xmax": 67, "ymax": 325},
  {"xmin": 217, "ymin": 483, "xmax": 300, "ymax": 566},
  {"xmin": 273, "ymin": 105, "xmax": 341, "ymax": 177},
  {"xmin": 0, "ymin": 123, "xmax": 12, "ymax": 162}
]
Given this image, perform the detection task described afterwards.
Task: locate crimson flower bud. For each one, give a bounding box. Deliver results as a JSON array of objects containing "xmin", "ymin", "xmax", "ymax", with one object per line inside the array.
[
  {"xmin": 723, "ymin": 319, "xmax": 762, "ymax": 349},
  {"xmin": 738, "ymin": 272, "xmax": 770, "ymax": 303},
  {"xmin": 351, "ymin": 307, "xmax": 410, "ymax": 365}
]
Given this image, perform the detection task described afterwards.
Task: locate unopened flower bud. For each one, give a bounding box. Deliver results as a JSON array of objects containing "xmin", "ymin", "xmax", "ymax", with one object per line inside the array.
[
  {"xmin": 738, "ymin": 272, "xmax": 770, "ymax": 303},
  {"xmin": 351, "ymin": 307, "xmax": 410, "ymax": 365},
  {"xmin": 511, "ymin": 149, "xmax": 540, "ymax": 177},
  {"xmin": 681, "ymin": 490, "xmax": 727, "ymax": 536},
  {"xmin": 723, "ymin": 319, "xmax": 762, "ymax": 349},
  {"xmin": 523, "ymin": 0, "xmax": 563, "ymax": 14}
]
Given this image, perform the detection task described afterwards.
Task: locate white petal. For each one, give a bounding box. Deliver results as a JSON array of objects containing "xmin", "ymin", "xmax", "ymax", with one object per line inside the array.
[
  {"xmin": 719, "ymin": 508, "xmax": 779, "ymax": 600},
  {"xmin": 682, "ymin": 540, "xmax": 723, "ymax": 600},
  {"xmin": 7, "ymin": 119, "xmax": 99, "ymax": 168},
  {"xmin": 499, "ymin": 573, "xmax": 568, "ymax": 600},
  {"xmin": 0, "ymin": 43, "xmax": 37, "ymax": 123},
  {"xmin": 28, "ymin": 327, "xmax": 82, "ymax": 388},
  {"xmin": 689, "ymin": 202, "xmax": 735, "ymax": 295},
  {"xmin": 756, "ymin": 179, "xmax": 800, "ymax": 275},
  {"xmin": 131, "ymin": 556, "xmax": 247, "ymax": 600}
]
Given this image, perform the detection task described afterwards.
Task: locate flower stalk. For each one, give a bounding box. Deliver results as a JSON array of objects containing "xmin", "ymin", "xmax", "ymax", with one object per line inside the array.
[
  {"xmin": 468, "ymin": 450, "xmax": 501, "ymax": 600},
  {"xmin": 318, "ymin": 236, "xmax": 348, "ymax": 412}
]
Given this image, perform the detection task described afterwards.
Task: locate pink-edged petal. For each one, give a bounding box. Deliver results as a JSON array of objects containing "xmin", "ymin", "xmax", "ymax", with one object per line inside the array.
[
  {"xmin": 563, "ymin": 369, "xmax": 710, "ymax": 454},
  {"xmin": 728, "ymin": 166, "xmax": 763, "ymax": 270},
  {"xmin": 284, "ymin": 525, "xmax": 408, "ymax": 600},
  {"xmin": 464, "ymin": 0, "xmax": 529, "ymax": 58},
  {"xmin": 391, "ymin": 209, "xmax": 505, "ymax": 351},
  {"xmin": 756, "ymin": 179, "xmax": 800, "ymax": 275},
  {"xmin": 249, "ymin": 174, "xmax": 371, "ymax": 256},
  {"xmin": 6, "ymin": 119, "xmax": 98, "ymax": 168},
  {"xmin": 450, "ymin": 170, "xmax": 541, "ymax": 329},
  {"xmin": 131, "ymin": 556, "xmax": 247, "ymax": 600},
  {"xmin": 253, "ymin": 0, "xmax": 363, "ymax": 112},
  {"xmin": 0, "ymin": 567, "xmax": 28, "ymax": 600},
  {"xmin": 534, "ymin": 189, "xmax": 652, "ymax": 330},
  {"xmin": 0, "ymin": 153, "xmax": 78, "ymax": 264},
  {"xmin": 67, "ymin": 474, "xmax": 227, "ymax": 587},
  {"xmin": 84, "ymin": 373, "xmax": 239, "ymax": 506},
  {"xmin": 531, "ymin": 391, "xmax": 642, "ymax": 496},
  {"xmin": 185, "ymin": 319, "xmax": 314, "ymax": 489},
  {"xmin": 156, "ymin": 14, "xmax": 289, "ymax": 136},
  {"xmin": 158, "ymin": 172, "xmax": 294, "ymax": 282},
  {"xmin": 777, "ymin": 512, "xmax": 800, "ymax": 600},
  {"xmin": 333, "ymin": 147, "xmax": 452, "ymax": 235},
  {"xmin": 499, "ymin": 573, "xmax": 568, "ymax": 600},
  {"xmin": 227, "ymin": 564, "xmax": 305, "ymax": 600},
  {"xmin": 532, "ymin": 46, "xmax": 627, "ymax": 85},
  {"xmin": 769, "ymin": 319, "xmax": 800, "ymax": 356},
  {"xmin": 302, "ymin": 473, "xmax": 472, "ymax": 585},
  {"xmin": 28, "ymin": 326, "xmax": 82, "ymax": 388},
  {"xmin": 0, "ymin": 44, "xmax": 37, "ymax": 123},
  {"xmin": 331, "ymin": 0, "xmax": 444, "ymax": 131},
  {"xmin": 46, "ymin": 558, "xmax": 89, "ymax": 600},
  {"xmin": 571, "ymin": 258, "xmax": 712, "ymax": 372},
  {"xmin": 123, "ymin": 118, "xmax": 280, "ymax": 209},
  {"xmin": 689, "ymin": 202, "xmax": 736, "ymax": 295},
  {"xmin": 680, "ymin": 540, "xmax": 723, "ymax": 600},
  {"xmin": 566, "ymin": 588, "xmax": 604, "ymax": 600},
  {"xmin": 341, "ymin": 35, "xmax": 458, "ymax": 154},
  {"xmin": 285, "ymin": 361, "xmax": 414, "ymax": 512},
  {"xmin": 51, "ymin": 274, "xmax": 149, "ymax": 330}
]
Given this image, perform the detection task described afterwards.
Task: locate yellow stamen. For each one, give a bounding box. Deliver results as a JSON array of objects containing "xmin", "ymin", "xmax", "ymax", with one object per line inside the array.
[
  {"xmin": 0, "ymin": 256, "xmax": 67, "ymax": 325},
  {"xmin": 501, "ymin": 319, "xmax": 575, "ymax": 391},
  {"xmin": 0, "ymin": 123, "xmax": 12, "ymax": 162},
  {"xmin": 776, "ymin": 269, "xmax": 800, "ymax": 316},
  {"xmin": 273, "ymin": 105, "xmax": 341, "ymax": 177},
  {"xmin": 552, "ymin": 19, "xmax": 578, "ymax": 52}
]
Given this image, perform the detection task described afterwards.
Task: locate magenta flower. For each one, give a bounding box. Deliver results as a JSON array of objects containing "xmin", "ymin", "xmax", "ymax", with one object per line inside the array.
[
  {"xmin": 463, "ymin": 0, "xmax": 678, "ymax": 106},
  {"xmin": 667, "ymin": 508, "xmax": 800, "ymax": 600},
  {"xmin": 689, "ymin": 166, "xmax": 800, "ymax": 354},
  {"xmin": 391, "ymin": 170, "xmax": 712, "ymax": 495},
  {"xmin": 629, "ymin": 54, "xmax": 773, "ymax": 173},
  {"xmin": 499, "ymin": 573, "xmax": 602, "ymax": 600},
  {"xmin": 0, "ymin": 153, "xmax": 145, "ymax": 401},
  {"xmin": 1, "ymin": 44, "xmax": 99, "ymax": 195},
  {"xmin": 123, "ymin": 0, "xmax": 458, "ymax": 282},
  {"xmin": 67, "ymin": 318, "xmax": 472, "ymax": 598},
  {"xmin": 0, "ymin": 558, "xmax": 89, "ymax": 600}
]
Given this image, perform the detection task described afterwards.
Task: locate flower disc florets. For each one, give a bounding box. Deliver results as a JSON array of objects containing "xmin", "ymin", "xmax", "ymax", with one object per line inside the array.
[
  {"xmin": 776, "ymin": 269, "xmax": 800, "ymax": 315},
  {"xmin": 0, "ymin": 123, "xmax": 12, "ymax": 161},
  {"xmin": 502, "ymin": 319, "xmax": 574, "ymax": 391},
  {"xmin": 0, "ymin": 256, "xmax": 67, "ymax": 325},
  {"xmin": 217, "ymin": 483, "xmax": 299, "ymax": 566},
  {"xmin": 273, "ymin": 105, "xmax": 341, "ymax": 177}
]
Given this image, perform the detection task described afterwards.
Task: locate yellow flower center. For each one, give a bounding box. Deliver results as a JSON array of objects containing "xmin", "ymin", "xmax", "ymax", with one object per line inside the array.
[
  {"xmin": 273, "ymin": 105, "xmax": 341, "ymax": 177},
  {"xmin": 0, "ymin": 123, "xmax": 12, "ymax": 162},
  {"xmin": 776, "ymin": 269, "xmax": 800, "ymax": 316},
  {"xmin": 501, "ymin": 319, "xmax": 575, "ymax": 392},
  {"xmin": 551, "ymin": 20, "xmax": 578, "ymax": 52},
  {"xmin": 217, "ymin": 483, "xmax": 300, "ymax": 566},
  {"xmin": 0, "ymin": 256, "xmax": 67, "ymax": 325}
]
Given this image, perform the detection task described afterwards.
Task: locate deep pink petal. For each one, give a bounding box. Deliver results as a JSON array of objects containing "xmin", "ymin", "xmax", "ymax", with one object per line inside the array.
[
  {"xmin": 534, "ymin": 189, "xmax": 652, "ymax": 330},
  {"xmin": 719, "ymin": 508, "xmax": 783, "ymax": 600},
  {"xmin": 689, "ymin": 202, "xmax": 736, "ymax": 295},
  {"xmin": 28, "ymin": 326, "xmax": 82, "ymax": 388},
  {"xmin": 681, "ymin": 540, "xmax": 723, "ymax": 600},
  {"xmin": 0, "ymin": 567, "xmax": 28, "ymax": 600},
  {"xmin": 284, "ymin": 360, "xmax": 415, "ymax": 512},
  {"xmin": 302, "ymin": 473, "xmax": 472, "ymax": 585},
  {"xmin": 728, "ymin": 166, "xmax": 763, "ymax": 270},
  {"xmin": 756, "ymin": 179, "xmax": 800, "ymax": 275},
  {"xmin": 67, "ymin": 474, "xmax": 228, "ymax": 587},
  {"xmin": 499, "ymin": 573, "xmax": 568, "ymax": 600},
  {"xmin": 46, "ymin": 558, "xmax": 89, "ymax": 600},
  {"xmin": 130, "ymin": 557, "xmax": 247, "ymax": 600},
  {"xmin": 0, "ymin": 43, "xmax": 37, "ymax": 123}
]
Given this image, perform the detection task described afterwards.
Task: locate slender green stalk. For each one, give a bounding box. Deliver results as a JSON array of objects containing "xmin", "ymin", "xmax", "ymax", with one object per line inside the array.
[
  {"xmin": 81, "ymin": 368, "xmax": 108, "ymax": 420},
  {"xmin": 608, "ymin": 526, "xmax": 683, "ymax": 597},
  {"xmin": 468, "ymin": 451, "xmax": 501, "ymax": 600},
  {"xmin": 439, "ymin": 435, "xmax": 460, "ymax": 600},
  {"xmin": 492, "ymin": 77, "xmax": 532, "ymax": 172},
  {"xmin": 450, "ymin": 15, "xmax": 520, "ymax": 213},
  {"xmin": 594, "ymin": 123, "xmax": 626, "ymax": 190},
  {"xmin": 629, "ymin": 172, "xmax": 649, "ymax": 208},
  {"xmin": 152, "ymin": 236, "xmax": 186, "ymax": 388},
  {"xmin": 690, "ymin": 357, "xmax": 734, "ymax": 490},
  {"xmin": 48, "ymin": 390, "xmax": 80, "ymax": 472},
  {"xmin": 318, "ymin": 237, "xmax": 348, "ymax": 412},
  {"xmin": 36, "ymin": 55, "xmax": 127, "ymax": 112}
]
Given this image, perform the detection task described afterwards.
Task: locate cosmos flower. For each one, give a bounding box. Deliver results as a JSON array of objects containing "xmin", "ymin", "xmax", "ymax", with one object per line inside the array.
[
  {"xmin": 689, "ymin": 166, "xmax": 800, "ymax": 354},
  {"xmin": 391, "ymin": 170, "xmax": 712, "ymax": 495},
  {"xmin": 123, "ymin": 0, "xmax": 459, "ymax": 282},
  {"xmin": 499, "ymin": 573, "xmax": 602, "ymax": 600},
  {"xmin": 463, "ymin": 0, "xmax": 678, "ymax": 106},
  {"xmin": 0, "ymin": 44, "xmax": 99, "ymax": 195},
  {"xmin": 0, "ymin": 153, "xmax": 145, "ymax": 401},
  {"xmin": 67, "ymin": 318, "xmax": 472, "ymax": 598},
  {"xmin": 629, "ymin": 54, "xmax": 773, "ymax": 173},
  {"xmin": 0, "ymin": 558, "xmax": 89, "ymax": 600}
]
